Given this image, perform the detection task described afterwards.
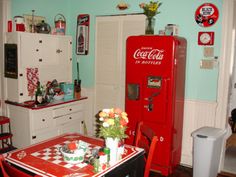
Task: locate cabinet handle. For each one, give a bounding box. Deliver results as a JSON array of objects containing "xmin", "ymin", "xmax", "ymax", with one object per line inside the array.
[
  {"xmin": 42, "ymin": 119, "xmax": 45, "ymax": 122},
  {"xmin": 32, "ymin": 136, "xmax": 36, "ymax": 139},
  {"xmin": 39, "ymin": 58, "xmax": 43, "ymax": 62}
]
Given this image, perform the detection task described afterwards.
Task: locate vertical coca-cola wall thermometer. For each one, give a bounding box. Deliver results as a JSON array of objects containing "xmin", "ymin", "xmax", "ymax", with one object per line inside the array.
[{"xmin": 76, "ymin": 14, "xmax": 89, "ymax": 55}]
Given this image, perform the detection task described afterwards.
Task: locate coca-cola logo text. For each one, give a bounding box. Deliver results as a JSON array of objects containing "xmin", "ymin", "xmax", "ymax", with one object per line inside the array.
[{"xmin": 133, "ymin": 47, "xmax": 164, "ymax": 60}]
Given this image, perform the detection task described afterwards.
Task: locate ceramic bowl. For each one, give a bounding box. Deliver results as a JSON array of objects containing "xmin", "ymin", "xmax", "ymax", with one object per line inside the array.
[{"xmin": 60, "ymin": 147, "xmax": 85, "ymax": 164}]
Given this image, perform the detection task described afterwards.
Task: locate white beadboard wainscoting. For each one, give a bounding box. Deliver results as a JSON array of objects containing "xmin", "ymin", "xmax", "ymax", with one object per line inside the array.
[
  {"xmin": 181, "ymin": 99, "xmax": 218, "ymax": 166},
  {"xmin": 81, "ymin": 88, "xmax": 95, "ymax": 136}
]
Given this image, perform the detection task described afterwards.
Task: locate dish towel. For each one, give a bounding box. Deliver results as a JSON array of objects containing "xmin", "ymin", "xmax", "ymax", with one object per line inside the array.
[{"xmin": 26, "ymin": 68, "xmax": 39, "ymax": 97}]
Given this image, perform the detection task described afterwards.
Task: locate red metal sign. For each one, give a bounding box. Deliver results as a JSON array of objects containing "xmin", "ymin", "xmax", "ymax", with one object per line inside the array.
[
  {"xmin": 195, "ymin": 3, "xmax": 219, "ymax": 27},
  {"xmin": 76, "ymin": 14, "xmax": 89, "ymax": 55}
]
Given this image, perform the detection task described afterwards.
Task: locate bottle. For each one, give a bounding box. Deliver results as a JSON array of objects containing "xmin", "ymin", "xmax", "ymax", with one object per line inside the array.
[
  {"xmin": 103, "ymin": 147, "xmax": 110, "ymax": 166},
  {"xmin": 74, "ymin": 79, "xmax": 81, "ymax": 99},
  {"xmin": 78, "ymin": 26, "xmax": 85, "ymax": 54},
  {"xmin": 35, "ymin": 81, "xmax": 43, "ymax": 105}
]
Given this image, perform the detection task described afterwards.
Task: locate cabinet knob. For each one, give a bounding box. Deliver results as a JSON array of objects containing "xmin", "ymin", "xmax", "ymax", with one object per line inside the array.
[
  {"xmin": 39, "ymin": 58, "xmax": 43, "ymax": 62},
  {"xmin": 56, "ymin": 49, "xmax": 62, "ymax": 53},
  {"xmin": 42, "ymin": 119, "xmax": 45, "ymax": 122},
  {"xmin": 39, "ymin": 40, "xmax": 42, "ymax": 43},
  {"xmin": 32, "ymin": 136, "xmax": 36, "ymax": 139},
  {"xmin": 69, "ymin": 108, "xmax": 72, "ymax": 111},
  {"xmin": 69, "ymin": 117, "xmax": 72, "ymax": 120},
  {"xmin": 36, "ymin": 49, "xmax": 39, "ymax": 52}
]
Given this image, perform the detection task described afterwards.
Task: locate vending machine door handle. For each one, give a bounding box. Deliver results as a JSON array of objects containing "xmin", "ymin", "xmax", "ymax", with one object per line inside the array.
[{"xmin": 144, "ymin": 91, "xmax": 160, "ymax": 111}]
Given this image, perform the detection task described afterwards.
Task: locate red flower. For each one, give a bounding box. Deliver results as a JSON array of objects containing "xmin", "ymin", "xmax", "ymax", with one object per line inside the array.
[
  {"xmin": 109, "ymin": 112, "xmax": 115, "ymax": 118},
  {"xmin": 120, "ymin": 118, "xmax": 127, "ymax": 126},
  {"xmin": 114, "ymin": 108, "xmax": 122, "ymax": 114}
]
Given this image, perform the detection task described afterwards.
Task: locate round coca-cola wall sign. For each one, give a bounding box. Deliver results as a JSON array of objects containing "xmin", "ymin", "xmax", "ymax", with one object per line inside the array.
[{"xmin": 195, "ymin": 3, "xmax": 219, "ymax": 27}]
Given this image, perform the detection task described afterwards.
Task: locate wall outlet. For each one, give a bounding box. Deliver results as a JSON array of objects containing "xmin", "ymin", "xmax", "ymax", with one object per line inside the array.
[
  {"xmin": 204, "ymin": 47, "xmax": 214, "ymax": 57},
  {"xmin": 200, "ymin": 59, "xmax": 218, "ymax": 69}
]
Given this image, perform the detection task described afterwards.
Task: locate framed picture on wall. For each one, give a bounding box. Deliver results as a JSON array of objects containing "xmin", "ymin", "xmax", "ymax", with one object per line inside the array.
[{"xmin": 76, "ymin": 14, "xmax": 89, "ymax": 55}]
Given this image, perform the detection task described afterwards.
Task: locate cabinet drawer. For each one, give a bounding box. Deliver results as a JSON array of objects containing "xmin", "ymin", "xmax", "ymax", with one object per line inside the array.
[
  {"xmin": 54, "ymin": 111, "xmax": 83, "ymax": 126},
  {"xmin": 53, "ymin": 103, "xmax": 84, "ymax": 117},
  {"xmin": 32, "ymin": 110, "xmax": 53, "ymax": 131}
]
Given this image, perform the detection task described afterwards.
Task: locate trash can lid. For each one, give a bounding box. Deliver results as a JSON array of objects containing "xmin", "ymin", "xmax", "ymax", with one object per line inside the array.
[{"xmin": 191, "ymin": 126, "xmax": 226, "ymax": 140}]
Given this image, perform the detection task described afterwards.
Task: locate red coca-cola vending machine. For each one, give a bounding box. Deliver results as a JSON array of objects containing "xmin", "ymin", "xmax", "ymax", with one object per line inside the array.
[{"xmin": 125, "ymin": 35, "xmax": 187, "ymax": 176}]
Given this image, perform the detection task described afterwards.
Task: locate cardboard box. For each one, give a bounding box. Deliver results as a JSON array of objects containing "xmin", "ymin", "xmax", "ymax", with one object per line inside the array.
[{"xmin": 60, "ymin": 82, "xmax": 74, "ymax": 100}]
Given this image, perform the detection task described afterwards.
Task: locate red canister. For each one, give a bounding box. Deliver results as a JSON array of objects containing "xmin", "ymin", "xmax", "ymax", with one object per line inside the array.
[
  {"xmin": 54, "ymin": 14, "xmax": 66, "ymax": 35},
  {"xmin": 7, "ymin": 20, "xmax": 12, "ymax": 32}
]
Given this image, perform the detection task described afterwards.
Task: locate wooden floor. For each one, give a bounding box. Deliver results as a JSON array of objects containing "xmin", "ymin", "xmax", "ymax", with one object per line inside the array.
[{"xmin": 149, "ymin": 166, "xmax": 236, "ymax": 177}]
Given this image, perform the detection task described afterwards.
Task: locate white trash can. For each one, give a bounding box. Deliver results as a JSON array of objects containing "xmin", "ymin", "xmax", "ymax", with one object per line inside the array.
[{"xmin": 191, "ymin": 126, "xmax": 226, "ymax": 177}]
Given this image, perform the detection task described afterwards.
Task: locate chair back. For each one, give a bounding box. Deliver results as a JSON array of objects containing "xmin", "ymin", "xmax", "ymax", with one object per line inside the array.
[
  {"xmin": 0, "ymin": 155, "xmax": 32, "ymax": 177},
  {"xmin": 134, "ymin": 121, "xmax": 158, "ymax": 177}
]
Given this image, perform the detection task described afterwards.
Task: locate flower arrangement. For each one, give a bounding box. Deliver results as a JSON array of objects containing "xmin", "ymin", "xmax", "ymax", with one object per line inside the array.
[
  {"xmin": 139, "ymin": 1, "xmax": 162, "ymax": 18},
  {"xmin": 98, "ymin": 108, "xmax": 129, "ymax": 139}
]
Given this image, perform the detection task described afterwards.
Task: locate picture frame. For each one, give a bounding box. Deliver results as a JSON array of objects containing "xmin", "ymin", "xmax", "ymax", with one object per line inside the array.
[
  {"xmin": 23, "ymin": 14, "xmax": 46, "ymax": 32},
  {"xmin": 76, "ymin": 14, "xmax": 89, "ymax": 55}
]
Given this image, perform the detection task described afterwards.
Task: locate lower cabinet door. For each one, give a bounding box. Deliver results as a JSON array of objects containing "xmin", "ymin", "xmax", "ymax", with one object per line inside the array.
[{"xmin": 32, "ymin": 129, "xmax": 58, "ymax": 144}]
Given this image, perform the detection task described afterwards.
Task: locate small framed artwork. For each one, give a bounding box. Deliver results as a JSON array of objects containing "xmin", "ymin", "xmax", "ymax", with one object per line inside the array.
[
  {"xmin": 23, "ymin": 14, "xmax": 46, "ymax": 32},
  {"xmin": 76, "ymin": 14, "xmax": 89, "ymax": 55}
]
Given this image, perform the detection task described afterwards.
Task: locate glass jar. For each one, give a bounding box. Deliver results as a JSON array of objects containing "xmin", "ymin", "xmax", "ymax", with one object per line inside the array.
[{"xmin": 145, "ymin": 17, "xmax": 155, "ymax": 35}]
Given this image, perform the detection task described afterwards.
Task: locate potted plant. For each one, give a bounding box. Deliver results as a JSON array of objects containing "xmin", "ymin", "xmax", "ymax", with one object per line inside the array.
[
  {"xmin": 139, "ymin": 1, "xmax": 162, "ymax": 34},
  {"xmin": 98, "ymin": 108, "xmax": 129, "ymax": 165}
]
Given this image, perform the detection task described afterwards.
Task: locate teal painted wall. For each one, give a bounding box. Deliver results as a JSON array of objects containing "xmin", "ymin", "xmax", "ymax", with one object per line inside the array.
[{"xmin": 11, "ymin": 0, "xmax": 222, "ymax": 101}]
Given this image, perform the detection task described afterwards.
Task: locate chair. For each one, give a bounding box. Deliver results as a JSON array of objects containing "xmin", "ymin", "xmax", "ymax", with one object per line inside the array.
[
  {"xmin": 0, "ymin": 155, "xmax": 32, "ymax": 177},
  {"xmin": 134, "ymin": 122, "xmax": 158, "ymax": 177},
  {"xmin": 0, "ymin": 116, "xmax": 13, "ymax": 152}
]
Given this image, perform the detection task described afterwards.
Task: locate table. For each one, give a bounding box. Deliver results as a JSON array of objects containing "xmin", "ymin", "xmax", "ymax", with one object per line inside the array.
[{"xmin": 4, "ymin": 133, "xmax": 145, "ymax": 177}]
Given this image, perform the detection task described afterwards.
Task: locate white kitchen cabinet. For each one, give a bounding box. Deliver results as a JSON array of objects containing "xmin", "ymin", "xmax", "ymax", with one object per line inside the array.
[
  {"xmin": 6, "ymin": 98, "xmax": 87, "ymax": 148},
  {"xmin": 4, "ymin": 32, "xmax": 72, "ymax": 103}
]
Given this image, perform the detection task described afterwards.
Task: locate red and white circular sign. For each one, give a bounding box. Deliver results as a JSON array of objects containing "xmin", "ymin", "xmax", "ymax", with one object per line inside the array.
[{"xmin": 195, "ymin": 3, "xmax": 219, "ymax": 27}]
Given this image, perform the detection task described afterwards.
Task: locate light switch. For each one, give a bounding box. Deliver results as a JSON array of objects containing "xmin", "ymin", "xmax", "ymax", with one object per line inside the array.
[
  {"xmin": 204, "ymin": 47, "xmax": 214, "ymax": 57},
  {"xmin": 200, "ymin": 59, "xmax": 214, "ymax": 69}
]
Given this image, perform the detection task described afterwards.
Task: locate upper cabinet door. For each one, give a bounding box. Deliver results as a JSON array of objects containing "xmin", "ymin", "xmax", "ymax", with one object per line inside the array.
[{"xmin": 20, "ymin": 33, "xmax": 57, "ymax": 67}]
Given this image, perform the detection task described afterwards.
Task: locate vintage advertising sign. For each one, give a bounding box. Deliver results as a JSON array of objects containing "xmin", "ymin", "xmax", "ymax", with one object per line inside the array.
[
  {"xmin": 76, "ymin": 14, "xmax": 89, "ymax": 55},
  {"xmin": 133, "ymin": 47, "xmax": 164, "ymax": 65},
  {"xmin": 195, "ymin": 3, "xmax": 219, "ymax": 27}
]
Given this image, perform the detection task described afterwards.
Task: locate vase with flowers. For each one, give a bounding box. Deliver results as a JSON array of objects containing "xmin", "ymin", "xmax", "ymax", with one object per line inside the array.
[
  {"xmin": 98, "ymin": 108, "xmax": 128, "ymax": 165},
  {"xmin": 139, "ymin": 1, "xmax": 162, "ymax": 34}
]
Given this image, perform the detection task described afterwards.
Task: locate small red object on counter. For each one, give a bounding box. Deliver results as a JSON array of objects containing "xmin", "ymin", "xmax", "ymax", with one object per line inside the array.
[{"xmin": 68, "ymin": 142, "xmax": 77, "ymax": 151}]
